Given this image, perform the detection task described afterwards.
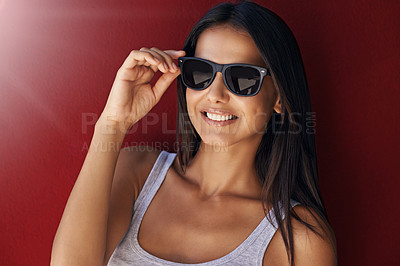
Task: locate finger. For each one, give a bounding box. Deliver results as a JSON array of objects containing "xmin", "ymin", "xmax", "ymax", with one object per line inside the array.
[
  {"xmin": 164, "ymin": 50, "xmax": 186, "ymax": 70},
  {"xmin": 152, "ymin": 69, "xmax": 181, "ymax": 103},
  {"xmin": 120, "ymin": 49, "xmax": 161, "ymax": 70},
  {"xmin": 139, "ymin": 47, "xmax": 164, "ymax": 63},
  {"xmin": 149, "ymin": 47, "xmax": 183, "ymax": 73},
  {"xmin": 144, "ymin": 59, "xmax": 168, "ymax": 74},
  {"xmin": 139, "ymin": 48, "xmax": 169, "ymax": 73},
  {"xmin": 140, "ymin": 60, "xmax": 162, "ymax": 74}
]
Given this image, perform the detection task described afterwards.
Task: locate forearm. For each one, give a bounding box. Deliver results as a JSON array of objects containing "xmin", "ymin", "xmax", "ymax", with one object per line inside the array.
[{"xmin": 51, "ymin": 119, "xmax": 127, "ymax": 266}]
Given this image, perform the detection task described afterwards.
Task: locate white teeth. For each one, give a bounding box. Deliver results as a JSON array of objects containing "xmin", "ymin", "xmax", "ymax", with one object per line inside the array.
[{"xmin": 206, "ymin": 112, "xmax": 235, "ymax": 121}]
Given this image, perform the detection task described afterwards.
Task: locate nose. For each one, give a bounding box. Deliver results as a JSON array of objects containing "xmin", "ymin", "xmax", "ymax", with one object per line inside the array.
[{"xmin": 206, "ymin": 72, "xmax": 230, "ymax": 103}]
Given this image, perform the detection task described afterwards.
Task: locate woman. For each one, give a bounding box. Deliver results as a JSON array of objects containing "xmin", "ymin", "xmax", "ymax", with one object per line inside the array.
[{"xmin": 51, "ymin": 1, "xmax": 337, "ymax": 265}]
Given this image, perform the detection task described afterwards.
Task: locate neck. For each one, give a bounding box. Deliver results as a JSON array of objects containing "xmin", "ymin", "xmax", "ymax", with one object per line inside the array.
[{"xmin": 183, "ymin": 137, "xmax": 263, "ymax": 200}]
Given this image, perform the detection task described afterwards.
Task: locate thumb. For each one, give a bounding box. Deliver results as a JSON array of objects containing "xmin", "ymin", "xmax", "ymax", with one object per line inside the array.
[{"xmin": 152, "ymin": 70, "xmax": 181, "ymax": 103}]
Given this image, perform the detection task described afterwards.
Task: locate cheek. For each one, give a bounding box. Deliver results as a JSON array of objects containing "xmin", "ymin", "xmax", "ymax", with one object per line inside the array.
[
  {"xmin": 186, "ymin": 90, "xmax": 195, "ymax": 111},
  {"xmin": 241, "ymin": 95, "xmax": 274, "ymax": 131},
  {"xmin": 255, "ymin": 82, "xmax": 277, "ymax": 122},
  {"xmin": 185, "ymin": 90, "xmax": 201, "ymax": 123},
  {"xmin": 186, "ymin": 89, "xmax": 201, "ymax": 104},
  {"xmin": 246, "ymin": 106, "xmax": 271, "ymax": 132}
]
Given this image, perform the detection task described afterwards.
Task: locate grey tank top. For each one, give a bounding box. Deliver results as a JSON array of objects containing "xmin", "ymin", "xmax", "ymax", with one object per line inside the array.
[{"xmin": 108, "ymin": 151, "xmax": 300, "ymax": 266}]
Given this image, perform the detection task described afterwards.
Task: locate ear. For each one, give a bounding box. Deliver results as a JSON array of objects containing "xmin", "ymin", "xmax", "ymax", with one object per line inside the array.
[{"xmin": 273, "ymin": 93, "xmax": 282, "ymax": 114}]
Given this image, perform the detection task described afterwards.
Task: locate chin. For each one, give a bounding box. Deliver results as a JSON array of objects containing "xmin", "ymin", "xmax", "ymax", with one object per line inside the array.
[
  {"xmin": 198, "ymin": 133, "xmax": 250, "ymax": 150},
  {"xmin": 197, "ymin": 133, "xmax": 231, "ymax": 147},
  {"xmin": 199, "ymin": 130, "xmax": 265, "ymax": 151}
]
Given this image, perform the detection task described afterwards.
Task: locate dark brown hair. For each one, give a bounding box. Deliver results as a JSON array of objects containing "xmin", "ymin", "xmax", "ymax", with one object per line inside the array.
[{"xmin": 176, "ymin": 1, "xmax": 336, "ymax": 264}]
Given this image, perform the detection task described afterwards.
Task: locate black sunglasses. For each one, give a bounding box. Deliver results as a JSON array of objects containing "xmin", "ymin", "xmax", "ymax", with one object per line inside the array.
[{"xmin": 178, "ymin": 57, "xmax": 271, "ymax": 97}]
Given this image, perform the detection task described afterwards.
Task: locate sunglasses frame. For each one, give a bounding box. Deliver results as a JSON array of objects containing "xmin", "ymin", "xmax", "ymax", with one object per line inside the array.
[{"xmin": 178, "ymin": 57, "xmax": 271, "ymax": 97}]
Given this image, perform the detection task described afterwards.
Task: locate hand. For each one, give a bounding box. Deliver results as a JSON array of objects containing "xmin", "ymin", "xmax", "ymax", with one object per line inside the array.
[{"xmin": 98, "ymin": 47, "xmax": 186, "ymax": 132}]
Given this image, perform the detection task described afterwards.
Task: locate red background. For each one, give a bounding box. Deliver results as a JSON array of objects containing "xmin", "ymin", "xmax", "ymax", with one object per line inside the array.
[{"xmin": 1, "ymin": 0, "xmax": 399, "ymax": 265}]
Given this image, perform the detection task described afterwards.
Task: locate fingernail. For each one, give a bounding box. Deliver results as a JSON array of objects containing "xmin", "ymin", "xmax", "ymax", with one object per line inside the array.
[
  {"xmin": 172, "ymin": 62, "xmax": 177, "ymax": 70},
  {"xmin": 153, "ymin": 57, "xmax": 160, "ymax": 63},
  {"xmin": 163, "ymin": 62, "xmax": 169, "ymax": 70}
]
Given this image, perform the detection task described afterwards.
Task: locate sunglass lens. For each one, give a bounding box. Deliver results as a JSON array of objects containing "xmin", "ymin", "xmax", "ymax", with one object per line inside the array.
[
  {"xmin": 182, "ymin": 59, "xmax": 213, "ymax": 89},
  {"xmin": 225, "ymin": 66, "xmax": 261, "ymax": 96}
]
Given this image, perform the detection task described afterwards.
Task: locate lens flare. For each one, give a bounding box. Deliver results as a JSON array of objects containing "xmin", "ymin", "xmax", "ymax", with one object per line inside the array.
[{"xmin": 0, "ymin": 0, "xmax": 5, "ymax": 11}]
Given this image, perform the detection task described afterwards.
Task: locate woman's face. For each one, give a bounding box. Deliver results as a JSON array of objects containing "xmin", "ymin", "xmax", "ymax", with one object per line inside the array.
[{"xmin": 186, "ymin": 24, "xmax": 280, "ymax": 148}]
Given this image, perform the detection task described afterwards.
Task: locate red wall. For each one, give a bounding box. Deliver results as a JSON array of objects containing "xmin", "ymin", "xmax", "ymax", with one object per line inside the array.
[{"xmin": 0, "ymin": 0, "xmax": 399, "ymax": 265}]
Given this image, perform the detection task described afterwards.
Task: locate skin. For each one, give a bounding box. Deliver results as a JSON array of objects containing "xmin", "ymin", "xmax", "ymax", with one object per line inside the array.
[
  {"xmin": 184, "ymin": 25, "xmax": 281, "ymax": 198},
  {"xmin": 51, "ymin": 24, "xmax": 336, "ymax": 266}
]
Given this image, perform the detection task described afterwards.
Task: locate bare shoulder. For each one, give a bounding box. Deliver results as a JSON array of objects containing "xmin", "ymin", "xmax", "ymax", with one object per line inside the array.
[
  {"xmin": 289, "ymin": 205, "xmax": 337, "ymax": 265},
  {"xmin": 104, "ymin": 146, "xmax": 161, "ymax": 263},
  {"xmin": 263, "ymin": 205, "xmax": 337, "ymax": 266},
  {"xmin": 116, "ymin": 146, "xmax": 162, "ymax": 200}
]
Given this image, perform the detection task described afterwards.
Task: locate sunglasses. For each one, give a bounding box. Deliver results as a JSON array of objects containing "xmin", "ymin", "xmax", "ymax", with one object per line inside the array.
[{"xmin": 178, "ymin": 57, "xmax": 271, "ymax": 97}]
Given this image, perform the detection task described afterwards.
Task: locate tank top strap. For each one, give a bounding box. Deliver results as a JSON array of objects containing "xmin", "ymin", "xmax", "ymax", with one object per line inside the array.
[
  {"xmin": 108, "ymin": 151, "xmax": 303, "ymax": 266},
  {"xmin": 252, "ymin": 199, "xmax": 301, "ymax": 265},
  {"xmin": 133, "ymin": 150, "xmax": 176, "ymax": 215}
]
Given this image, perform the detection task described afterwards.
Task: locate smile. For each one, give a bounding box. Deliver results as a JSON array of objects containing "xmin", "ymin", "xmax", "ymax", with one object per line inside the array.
[
  {"xmin": 200, "ymin": 110, "xmax": 239, "ymax": 126},
  {"xmin": 205, "ymin": 112, "xmax": 237, "ymax": 121}
]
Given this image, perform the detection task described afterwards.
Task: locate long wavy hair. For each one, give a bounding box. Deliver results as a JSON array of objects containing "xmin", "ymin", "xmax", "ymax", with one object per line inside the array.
[{"xmin": 176, "ymin": 1, "xmax": 336, "ymax": 265}]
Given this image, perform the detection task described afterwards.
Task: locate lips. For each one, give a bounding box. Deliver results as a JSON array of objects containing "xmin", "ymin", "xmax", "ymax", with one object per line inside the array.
[
  {"xmin": 200, "ymin": 108, "xmax": 239, "ymax": 126},
  {"xmin": 200, "ymin": 108, "xmax": 238, "ymax": 116},
  {"xmin": 204, "ymin": 112, "xmax": 237, "ymax": 121}
]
